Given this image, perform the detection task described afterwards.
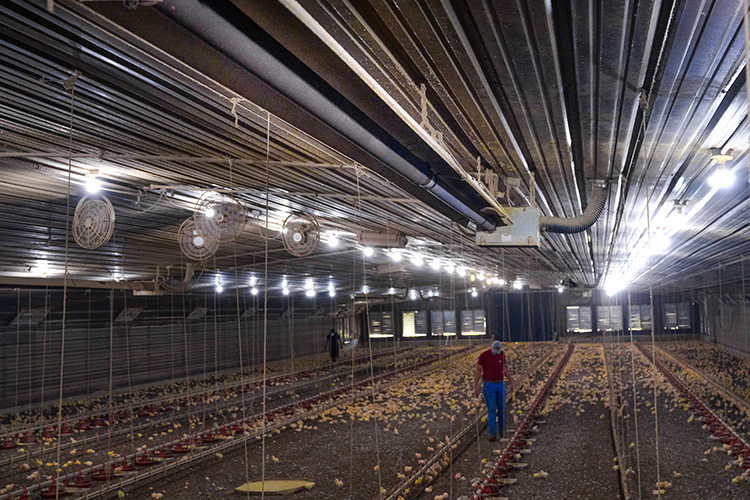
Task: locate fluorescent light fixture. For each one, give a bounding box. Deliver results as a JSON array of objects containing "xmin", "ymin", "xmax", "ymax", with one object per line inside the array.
[
  {"xmin": 363, "ymin": 247, "xmax": 374, "ymax": 257},
  {"xmin": 85, "ymin": 175, "xmax": 101, "ymax": 194}
]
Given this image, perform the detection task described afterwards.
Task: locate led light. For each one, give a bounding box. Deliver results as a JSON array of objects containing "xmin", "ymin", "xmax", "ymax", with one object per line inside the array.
[
  {"xmin": 469, "ymin": 273, "xmax": 476, "ymax": 282},
  {"xmin": 305, "ymin": 289, "xmax": 315, "ymax": 298},
  {"xmin": 512, "ymin": 280, "xmax": 522, "ymax": 290},
  {"xmin": 471, "ymin": 288, "xmax": 478, "ymax": 298},
  {"xmin": 427, "ymin": 290, "xmax": 434, "ymax": 297},
  {"xmin": 411, "ymin": 255, "xmax": 424, "ymax": 267},
  {"xmin": 282, "ymin": 278, "xmax": 288, "ymax": 288},
  {"xmin": 363, "ymin": 247, "xmax": 374, "ymax": 257},
  {"xmin": 478, "ymin": 272, "xmax": 486, "ymax": 281},
  {"xmin": 215, "ymin": 284, "xmax": 224, "ymax": 293},
  {"xmin": 328, "ymin": 234, "xmax": 339, "ymax": 248},
  {"xmin": 486, "ymin": 278, "xmax": 493, "ymax": 286},
  {"xmin": 434, "ymin": 290, "xmax": 439, "ymax": 297},
  {"xmin": 410, "ymin": 289, "xmax": 417, "ymax": 300},
  {"xmin": 456, "ymin": 266, "xmax": 467, "ymax": 277},
  {"xmin": 205, "ymin": 207, "xmax": 216, "ymax": 218},
  {"xmin": 35, "ymin": 262, "xmax": 49, "ymax": 278},
  {"xmin": 362, "ymin": 285, "xmax": 370, "ymax": 294},
  {"xmin": 387, "ymin": 287, "xmax": 395, "ymax": 295},
  {"xmin": 708, "ymin": 166, "xmax": 734, "ymax": 188},
  {"xmin": 430, "ymin": 260, "xmax": 441, "ymax": 271},
  {"xmin": 251, "ymin": 287, "xmax": 259, "ymax": 296},
  {"xmin": 493, "ymin": 277, "xmax": 506, "ymax": 286},
  {"xmin": 282, "ymin": 287, "xmax": 290, "ymax": 296},
  {"xmin": 557, "ymin": 285, "xmax": 564, "ymax": 294},
  {"xmin": 329, "ymin": 289, "xmax": 335, "ymax": 297},
  {"xmin": 305, "ymin": 277, "xmax": 314, "ymax": 290},
  {"xmin": 250, "ymin": 276, "xmax": 257, "ymax": 287},
  {"xmin": 444, "ymin": 261, "xmax": 455, "ymax": 274},
  {"xmin": 85, "ymin": 176, "xmax": 101, "ymax": 194}
]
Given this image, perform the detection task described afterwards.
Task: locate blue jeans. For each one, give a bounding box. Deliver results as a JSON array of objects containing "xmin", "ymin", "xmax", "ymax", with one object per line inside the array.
[{"xmin": 483, "ymin": 381, "xmax": 506, "ymax": 437}]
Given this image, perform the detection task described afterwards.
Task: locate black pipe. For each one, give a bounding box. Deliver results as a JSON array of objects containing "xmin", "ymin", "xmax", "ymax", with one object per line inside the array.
[{"xmin": 159, "ymin": 0, "xmax": 496, "ymax": 231}]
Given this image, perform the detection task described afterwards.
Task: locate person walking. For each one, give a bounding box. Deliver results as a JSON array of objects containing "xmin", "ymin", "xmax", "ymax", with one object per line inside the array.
[
  {"xmin": 473, "ymin": 340, "xmax": 515, "ymax": 441},
  {"xmin": 324, "ymin": 328, "xmax": 343, "ymax": 363}
]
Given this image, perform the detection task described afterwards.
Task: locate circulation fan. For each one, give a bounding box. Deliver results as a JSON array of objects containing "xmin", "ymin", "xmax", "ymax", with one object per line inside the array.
[
  {"xmin": 281, "ymin": 213, "xmax": 320, "ymax": 257},
  {"xmin": 178, "ymin": 218, "xmax": 219, "ymax": 261},
  {"xmin": 194, "ymin": 193, "xmax": 246, "ymax": 243},
  {"xmin": 72, "ymin": 195, "xmax": 116, "ymax": 249}
]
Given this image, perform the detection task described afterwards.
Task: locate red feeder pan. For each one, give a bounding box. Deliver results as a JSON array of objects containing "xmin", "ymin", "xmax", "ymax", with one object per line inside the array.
[
  {"xmin": 76, "ymin": 419, "xmax": 89, "ymax": 431},
  {"xmin": 120, "ymin": 456, "xmax": 136, "ymax": 472},
  {"xmin": 21, "ymin": 430, "xmax": 35, "ymax": 443},
  {"xmin": 91, "ymin": 464, "xmax": 111, "ymax": 481},
  {"xmin": 1, "ymin": 433, "xmax": 17, "ymax": 449},
  {"xmin": 64, "ymin": 471, "xmax": 92, "ymax": 491},
  {"xmin": 154, "ymin": 445, "xmax": 172, "ymax": 459},
  {"xmin": 19, "ymin": 486, "xmax": 30, "ymax": 500},
  {"xmin": 40, "ymin": 478, "xmax": 67, "ymax": 498},
  {"xmin": 135, "ymin": 452, "xmax": 155, "ymax": 466},
  {"xmin": 42, "ymin": 425, "xmax": 54, "ymax": 439},
  {"xmin": 171, "ymin": 440, "xmax": 189, "ymax": 454},
  {"xmin": 60, "ymin": 422, "xmax": 73, "ymax": 435},
  {"xmin": 219, "ymin": 426, "xmax": 231, "ymax": 437},
  {"xmin": 93, "ymin": 415, "xmax": 105, "ymax": 427},
  {"xmin": 201, "ymin": 431, "xmax": 218, "ymax": 444}
]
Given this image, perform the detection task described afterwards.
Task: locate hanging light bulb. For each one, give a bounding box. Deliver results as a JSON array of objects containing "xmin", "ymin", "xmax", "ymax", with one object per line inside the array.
[
  {"xmin": 305, "ymin": 277, "xmax": 314, "ymax": 290},
  {"xmin": 411, "ymin": 254, "xmax": 424, "ymax": 267},
  {"xmin": 305, "ymin": 289, "xmax": 315, "ymax": 298},
  {"xmin": 329, "ymin": 288, "xmax": 335, "ymax": 297},
  {"xmin": 434, "ymin": 289, "xmax": 439, "ymax": 297},
  {"xmin": 250, "ymin": 276, "xmax": 257, "ymax": 287},
  {"xmin": 362, "ymin": 285, "xmax": 370, "ymax": 294},
  {"xmin": 471, "ymin": 288, "xmax": 478, "ymax": 298},
  {"xmin": 282, "ymin": 277, "xmax": 289, "ymax": 289},
  {"xmin": 387, "ymin": 287, "xmax": 395, "ymax": 295},
  {"xmin": 363, "ymin": 247, "xmax": 374, "ymax": 257},
  {"xmin": 430, "ymin": 260, "xmax": 441, "ymax": 271},
  {"xmin": 427, "ymin": 290, "xmax": 434, "ymax": 297},
  {"xmin": 215, "ymin": 284, "xmax": 223, "ymax": 293},
  {"xmin": 251, "ymin": 287, "xmax": 259, "ymax": 296},
  {"xmin": 328, "ymin": 234, "xmax": 339, "ymax": 248},
  {"xmin": 410, "ymin": 289, "xmax": 417, "ymax": 300},
  {"xmin": 493, "ymin": 277, "xmax": 506, "ymax": 286},
  {"xmin": 478, "ymin": 271, "xmax": 486, "ymax": 281},
  {"xmin": 444, "ymin": 261, "xmax": 455, "ymax": 274},
  {"xmin": 456, "ymin": 266, "xmax": 467, "ymax": 277},
  {"xmin": 283, "ymin": 287, "xmax": 290, "ymax": 296},
  {"xmin": 390, "ymin": 251, "xmax": 402, "ymax": 262},
  {"xmin": 557, "ymin": 285, "xmax": 565, "ymax": 294},
  {"xmin": 486, "ymin": 277, "xmax": 493, "ymax": 286},
  {"xmin": 469, "ymin": 273, "xmax": 476, "ymax": 282},
  {"xmin": 512, "ymin": 280, "xmax": 523, "ymax": 290},
  {"xmin": 85, "ymin": 172, "xmax": 101, "ymax": 194},
  {"xmin": 708, "ymin": 148, "xmax": 734, "ymax": 188}
]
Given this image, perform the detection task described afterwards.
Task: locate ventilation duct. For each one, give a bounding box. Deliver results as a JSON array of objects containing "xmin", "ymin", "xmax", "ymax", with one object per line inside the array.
[{"xmin": 540, "ymin": 180, "xmax": 609, "ymax": 234}]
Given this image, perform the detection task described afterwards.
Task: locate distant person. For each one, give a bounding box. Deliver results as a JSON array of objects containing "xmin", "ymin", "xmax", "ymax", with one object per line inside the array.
[
  {"xmin": 324, "ymin": 329, "xmax": 343, "ymax": 363},
  {"xmin": 473, "ymin": 340, "xmax": 515, "ymax": 442}
]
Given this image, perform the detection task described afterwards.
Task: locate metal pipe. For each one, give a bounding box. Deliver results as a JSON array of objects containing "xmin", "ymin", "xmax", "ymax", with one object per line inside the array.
[
  {"xmin": 159, "ymin": 0, "xmax": 496, "ymax": 231},
  {"xmin": 540, "ymin": 180, "xmax": 609, "ymax": 234}
]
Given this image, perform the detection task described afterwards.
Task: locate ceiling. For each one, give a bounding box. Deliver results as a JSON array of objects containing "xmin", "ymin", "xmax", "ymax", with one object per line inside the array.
[{"xmin": 0, "ymin": 0, "xmax": 749, "ymax": 297}]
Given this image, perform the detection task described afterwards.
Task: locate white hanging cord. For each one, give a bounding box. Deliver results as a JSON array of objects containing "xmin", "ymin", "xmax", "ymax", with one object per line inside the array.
[
  {"xmin": 40, "ymin": 286, "xmax": 49, "ymax": 412},
  {"xmin": 230, "ymin": 97, "xmax": 246, "ymax": 128},
  {"xmin": 54, "ymin": 74, "xmax": 77, "ymax": 500},
  {"xmin": 356, "ymin": 166, "xmax": 384, "ymax": 498},
  {"xmin": 627, "ymin": 289, "xmax": 643, "ymax": 499},
  {"xmin": 260, "ymin": 111, "xmax": 271, "ymax": 500},
  {"xmin": 107, "ymin": 290, "xmax": 114, "ymax": 452},
  {"xmin": 227, "ymin": 158, "xmax": 252, "ymax": 499}
]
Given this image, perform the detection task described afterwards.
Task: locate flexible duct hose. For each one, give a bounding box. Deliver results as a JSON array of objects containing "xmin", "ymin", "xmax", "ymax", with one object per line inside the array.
[{"xmin": 540, "ymin": 180, "xmax": 609, "ymax": 233}]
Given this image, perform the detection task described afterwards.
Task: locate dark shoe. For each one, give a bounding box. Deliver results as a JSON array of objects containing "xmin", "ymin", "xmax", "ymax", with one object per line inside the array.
[{"xmin": 488, "ymin": 435, "xmax": 497, "ymax": 442}]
